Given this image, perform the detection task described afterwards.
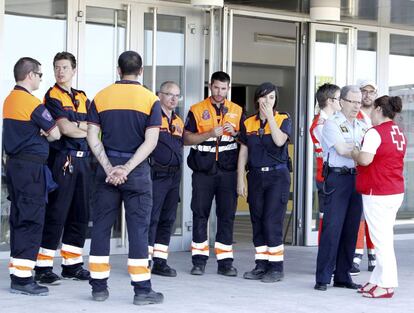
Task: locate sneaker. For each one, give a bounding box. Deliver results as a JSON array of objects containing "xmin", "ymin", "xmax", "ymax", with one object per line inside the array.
[
  {"xmin": 133, "ymin": 290, "xmax": 164, "ymax": 305},
  {"xmin": 92, "ymin": 289, "xmax": 109, "ymax": 302},
  {"xmin": 350, "ymin": 263, "xmax": 360, "ymax": 276},
  {"xmin": 261, "ymin": 270, "xmax": 284, "ymax": 283},
  {"xmin": 10, "ymin": 281, "xmax": 49, "ymax": 296},
  {"xmin": 151, "ymin": 262, "xmax": 177, "ymax": 277},
  {"xmin": 243, "ymin": 267, "xmax": 266, "ymax": 280},
  {"xmin": 217, "ymin": 265, "xmax": 237, "ymax": 277},
  {"xmin": 190, "ymin": 264, "xmax": 205, "ymax": 275},
  {"xmin": 35, "ymin": 269, "xmax": 61, "ymax": 285},
  {"xmin": 62, "ymin": 267, "xmax": 90, "ymax": 280}
]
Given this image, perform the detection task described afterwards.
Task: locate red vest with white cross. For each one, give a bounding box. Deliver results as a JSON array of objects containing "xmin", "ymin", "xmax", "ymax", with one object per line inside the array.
[{"xmin": 356, "ymin": 121, "xmax": 406, "ymax": 195}]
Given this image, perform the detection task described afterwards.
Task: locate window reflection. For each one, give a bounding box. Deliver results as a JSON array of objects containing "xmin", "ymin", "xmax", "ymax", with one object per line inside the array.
[{"xmin": 355, "ymin": 31, "xmax": 377, "ymax": 84}]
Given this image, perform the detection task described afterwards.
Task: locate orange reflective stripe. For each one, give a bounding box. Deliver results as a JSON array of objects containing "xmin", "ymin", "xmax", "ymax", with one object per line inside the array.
[
  {"xmin": 61, "ymin": 250, "xmax": 81, "ymax": 259},
  {"xmin": 192, "ymin": 246, "xmax": 209, "ymax": 251},
  {"xmin": 268, "ymin": 251, "xmax": 283, "ymax": 256},
  {"xmin": 48, "ymin": 86, "xmax": 88, "ymax": 114},
  {"xmin": 14, "ymin": 265, "xmax": 32, "ymax": 271},
  {"xmin": 37, "ymin": 253, "xmax": 54, "ymax": 261},
  {"xmin": 215, "ymin": 248, "xmax": 233, "ymax": 254},
  {"xmin": 89, "ymin": 263, "xmax": 110, "ymax": 272},
  {"xmin": 128, "ymin": 266, "xmax": 150, "ymax": 275}
]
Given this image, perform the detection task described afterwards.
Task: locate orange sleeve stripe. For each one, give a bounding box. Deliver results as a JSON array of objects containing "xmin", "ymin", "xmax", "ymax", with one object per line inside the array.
[
  {"xmin": 3, "ymin": 90, "xmax": 42, "ymax": 121},
  {"xmin": 128, "ymin": 266, "xmax": 150, "ymax": 275},
  {"xmin": 37, "ymin": 254, "xmax": 54, "ymax": 260},
  {"xmin": 215, "ymin": 248, "xmax": 233, "ymax": 254},
  {"xmin": 94, "ymin": 84, "xmax": 158, "ymax": 115},
  {"xmin": 61, "ymin": 250, "xmax": 81, "ymax": 259},
  {"xmin": 89, "ymin": 263, "xmax": 111, "ymax": 272},
  {"xmin": 49, "ymin": 87, "xmax": 88, "ymax": 114}
]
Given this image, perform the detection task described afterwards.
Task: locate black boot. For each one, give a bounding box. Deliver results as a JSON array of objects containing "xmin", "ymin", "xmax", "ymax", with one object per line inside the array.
[
  {"xmin": 152, "ymin": 261, "xmax": 177, "ymax": 277},
  {"xmin": 10, "ymin": 281, "xmax": 49, "ymax": 296},
  {"xmin": 133, "ymin": 290, "xmax": 164, "ymax": 305}
]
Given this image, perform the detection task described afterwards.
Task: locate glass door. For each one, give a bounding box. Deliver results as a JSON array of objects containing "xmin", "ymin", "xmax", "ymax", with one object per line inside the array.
[{"xmin": 305, "ymin": 23, "xmax": 355, "ymax": 245}]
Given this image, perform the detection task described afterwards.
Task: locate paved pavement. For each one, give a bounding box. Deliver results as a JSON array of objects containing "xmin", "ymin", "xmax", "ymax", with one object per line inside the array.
[{"xmin": 0, "ymin": 239, "xmax": 413, "ymax": 313}]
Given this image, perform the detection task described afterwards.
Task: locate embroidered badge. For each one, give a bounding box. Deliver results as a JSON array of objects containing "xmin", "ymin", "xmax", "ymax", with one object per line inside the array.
[
  {"xmin": 42, "ymin": 109, "xmax": 53, "ymax": 122},
  {"xmin": 340, "ymin": 124, "xmax": 349, "ymax": 133},
  {"xmin": 202, "ymin": 110, "xmax": 210, "ymax": 120}
]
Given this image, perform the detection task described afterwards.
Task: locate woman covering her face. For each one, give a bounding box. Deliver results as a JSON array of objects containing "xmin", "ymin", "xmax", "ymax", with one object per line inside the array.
[{"xmin": 237, "ymin": 82, "xmax": 292, "ymax": 283}]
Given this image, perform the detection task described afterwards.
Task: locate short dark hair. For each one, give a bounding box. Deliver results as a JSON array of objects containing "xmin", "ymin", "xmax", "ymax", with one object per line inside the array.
[
  {"xmin": 316, "ymin": 83, "xmax": 340, "ymax": 109},
  {"xmin": 374, "ymin": 95, "xmax": 403, "ymax": 120},
  {"xmin": 13, "ymin": 57, "xmax": 41, "ymax": 82},
  {"xmin": 210, "ymin": 71, "xmax": 230, "ymax": 85},
  {"xmin": 53, "ymin": 52, "xmax": 76, "ymax": 69},
  {"xmin": 118, "ymin": 51, "xmax": 142, "ymax": 76}
]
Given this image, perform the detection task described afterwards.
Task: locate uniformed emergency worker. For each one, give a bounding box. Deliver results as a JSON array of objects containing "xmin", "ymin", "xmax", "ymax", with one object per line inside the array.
[
  {"xmin": 184, "ymin": 71, "xmax": 244, "ymax": 276},
  {"xmin": 3, "ymin": 57, "xmax": 61, "ymax": 295},
  {"xmin": 149, "ymin": 81, "xmax": 184, "ymax": 277},
  {"xmin": 35, "ymin": 52, "xmax": 90, "ymax": 284},
  {"xmin": 309, "ymin": 83, "xmax": 341, "ymax": 243},
  {"xmin": 237, "ymin": 82, "xmax": 291, "ymax": 283},
  {"xmin": 314, "ymin": 85, "xmax": 368, "ymax": 291},
  {"xmin": 87, "ymin": 51, "xmax": 163, "ymax": 305}
]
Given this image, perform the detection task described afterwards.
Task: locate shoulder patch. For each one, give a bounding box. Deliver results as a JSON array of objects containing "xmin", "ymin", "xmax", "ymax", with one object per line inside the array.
[{"xmin": 41, "ymin": 108, "xmax": 53, "ymax": 122}]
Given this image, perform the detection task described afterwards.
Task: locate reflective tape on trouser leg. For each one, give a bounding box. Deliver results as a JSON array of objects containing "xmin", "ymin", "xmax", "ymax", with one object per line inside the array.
[
  {"xmin": 192, "ymin": 241, "xmax": 209, "ymax": 257},
  {"xmin": 61, "ymin": 243, "xmax": 83, "ymax": 266},
  {"xmin": 255, "ymin": 245, "xmax": 269, "ymax": 261},
  {"xmin": 36, "ymin": 247, "xmax": 56, "ymax": 267},
  {"xmin": 128, "ymin": 258, "xmax": 151, "ymax": 282},
  {"xmin": 89, "ymin": 256, "xmax": 110, "ymax": 279},
  {"xmin": 268, "ymin": 245, "xmax": 284, "ymax": 262},
  {"xmin": 153, "ymin": 243, "xmax": 169, "ymax": 260},
  {"xmin": 215, "ymin": 242, "xmax": 233, "ymax": 260},
  {"xmin": 11, "ymin": 258, "xmax": 36, "ymax": 278}
]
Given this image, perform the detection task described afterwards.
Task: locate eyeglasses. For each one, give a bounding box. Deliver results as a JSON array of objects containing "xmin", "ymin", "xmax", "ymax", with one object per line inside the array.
[
  {"xmin": 33, "ymin": 71, "xmax": 43, "ymax": 78},
  {"xmin": 341, "ymin": 98, "xmax": 361, "ymax": 105},
  {"xmin": 160, "ymin": 92, "xmax": 183, "ymax": 101},
  {"xmin": 361, "ymin": 90, "xmax": 377, "ymax": 96}
]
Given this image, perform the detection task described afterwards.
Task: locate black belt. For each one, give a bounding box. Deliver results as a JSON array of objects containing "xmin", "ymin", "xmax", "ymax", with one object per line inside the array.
[
  {"xmin": 63, "ymin": 150, "xmax": 90, "ymax": 158},
  {"xmin": 152, "ymin": 164, "xmax": 180, "ymax": 173},
  {"xmin": 8, "ymin": 153, "xmax": 47, "ymax": 164},
  {"xmin": 106, "ymin": 150, "xmax": 134, "ymax": 158},
  {"xmin": 250, "ymin": 164, "xmax": 287, "ymax": 172},
  {"xmin": 328, "ymin": 166, "xmax": 357, "ymax": 175}
]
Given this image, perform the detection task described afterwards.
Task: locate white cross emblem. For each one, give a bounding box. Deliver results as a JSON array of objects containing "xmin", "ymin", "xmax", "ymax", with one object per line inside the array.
[{"xmin": 391, "ymin": 125, "xmax": 405, "ymax": 151}]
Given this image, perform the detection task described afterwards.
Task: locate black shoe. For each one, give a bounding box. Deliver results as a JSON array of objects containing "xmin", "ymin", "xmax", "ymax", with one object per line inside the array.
[
  {"xmin": 243, "ymin": 267, "xmax": 266, "ymax": 280},
  {"xmin": 333, "ymin": 281, "xmax": 362, "ymax": 289},
  {"xmin": 151, "ymin": 262, "xmax": 177, "ymax": 277},
  {"xmin": 62, "ymin": 267, "xmax": 90, "ymax": 280},
  {"xmin": 314, "ymin": 282, "xmax": 327, "ymax": 291},
  {"xmin": 261, "ymin": 270, "xmax": 284, "ymax": 283},
  {"xmin": 133, "ymin": 290, "xmax": 164, "ymax": 305},
  {"xmin": 217, "ymin": 265, "xmax": 237, "ymax": 277},
  {"xmin": 190, "ymin": 265, "xmax": 205, "ymax": 275},
  {"xmin": 34, "ymin": 269, "xmax": 61, "ymax": 285},
  {"xmin": 10, "ymin": 281, "xmax": 49, "ymax": 296},
  {"xmin": 350, "ymin": 263, "xmax": 360, "ymax": 276},
  {"xmin": 92, "ymin": 289, "xmax": 109, "ymax": 302},
  {"xmin": 368, "ymin": 265, "xmax": 375, "ymax": 272}
]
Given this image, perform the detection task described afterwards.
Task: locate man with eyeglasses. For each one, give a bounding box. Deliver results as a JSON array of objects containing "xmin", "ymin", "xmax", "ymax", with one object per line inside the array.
[
  {"xmin": 314, "ymin": 85, "xmax": 367, "ymax": 292},
  {"xmin": 309, "ymin": 83, "xmax": 341, "ymax": 243},
  {"xmin": 350, "ymin": 80, "xmax": 378, "ymax": 276},
  {"xmin": 34, "ymin": 52, "xmax": 91, "ymax": 285},
  {"xmin": 148, "ymin": 81, "xmax": 184, "ymax": 277},
  {"xmin": 184, "ymin": 71, "xmax": 244, "ymax": 276},
  {"xmin": 3, "ymin": 57, "xmax": 61, "ymax": 295}
]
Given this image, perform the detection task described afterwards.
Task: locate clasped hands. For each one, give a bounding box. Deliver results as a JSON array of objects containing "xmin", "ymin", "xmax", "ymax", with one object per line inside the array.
[
  {"xmin": 105, "ymin": 165, "xmax": 129, "ymax": 186},
  {"xmin": 210, "ymin": 122, "xmax": 237, "ymax": 137}
]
